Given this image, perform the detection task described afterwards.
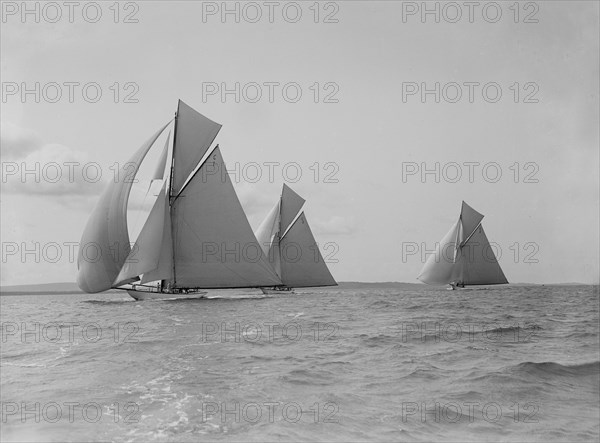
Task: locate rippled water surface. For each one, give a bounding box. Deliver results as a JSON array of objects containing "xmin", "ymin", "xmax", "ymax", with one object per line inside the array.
[{"xmin": 1, "ymin": 284, "xmax": 599, "ymax": 442}]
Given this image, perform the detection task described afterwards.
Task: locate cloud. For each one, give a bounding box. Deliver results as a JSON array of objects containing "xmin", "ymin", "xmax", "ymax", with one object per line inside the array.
[
  {"xmin": 311, "ymin": 215, "xmax": 356, "ymax": 236},
  {"xmin": 1, "ymin": 121, "xmax": 41, "ymax": 159},
  {"xmin": 1, "ymin": 123, "xmax": 110, "ymax": 203},
  {"xmin": 2, "ymin": 142, "xmax": 105, "ymax": 198}
]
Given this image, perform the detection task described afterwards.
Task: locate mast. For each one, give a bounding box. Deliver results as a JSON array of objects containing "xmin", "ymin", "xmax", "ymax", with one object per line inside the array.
[
  {"xmin": 276, "ymin": 189, "xmax": 283, "ymax": 286},
  {"xmin": 168, "ymin": 109, "xmax": 178, "ymax": 288},
  {"xmin": 278, "ymin": 188, "xmax": 283, "ymax": 245},
  {"xmin": 453, "ymin": 214, "xmax": 462, "ymax": 261}
]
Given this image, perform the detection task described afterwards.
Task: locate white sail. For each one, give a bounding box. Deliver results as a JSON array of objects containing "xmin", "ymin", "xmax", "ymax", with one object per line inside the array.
[
  {"xmin": 255, "ymin": 200, "xmax": 282, "ymax": 277},
  {"xmin": 279, "ymin": 212, "xmax": 337, "ymax": 287},
  {"xmin": 453, "ymin": 225, "xmax": 508, "ymax": 285},
  {"xmin": 459, "ymin": 201, "xmax": 484, "ymax": 245},
  {"xmin": 255, "ymin": 185, "xmax": 337, "ymax": 288},
  {"xmin": 140, "ymin": 188, "xmax": 173, "ymax": 284},
  {"xmin": 169, "ymin": 147, "xmax": 282, "ymax": 288},
  {"xmin": 418, "ymin": 219, "xmax": 461, "ymax": 285},
  {"xmin": 113, "ymin": 185, "xmax": 169, "ymax": 286},
  {"xmin": 171, "ymin": 100, "xmax": 221, "ymax": 196},
  {"xmin": 76, "ymin": 121, "xmax": 170, "ymax": 293},
  {"xmin": 417, "ymin": 201, "xmax": 508, "ymax": 287},
  {"xmin": 280, "ymin": 184, "xmax": 305, "ymax": 235},
  {"xmin": 152, "ymin": 131, "xmax": 170, "ymax": 180}
]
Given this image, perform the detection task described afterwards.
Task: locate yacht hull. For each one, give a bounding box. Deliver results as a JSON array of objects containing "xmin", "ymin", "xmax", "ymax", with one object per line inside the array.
[
  {"xmin": 127, "ymin": 289, "xmax": 208, "ymax": 301},
  {"xmin": 260, "ymin": 287, "xmax": 295, "ymax": 295}
]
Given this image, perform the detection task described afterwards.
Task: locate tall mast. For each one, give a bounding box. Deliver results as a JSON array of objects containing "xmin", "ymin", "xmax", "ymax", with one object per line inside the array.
[
  {"xmin": 168, "ymin": 109, "xmax": 178, "ymax": 288},
  {"xmin": 278, "ymin": 189, "xmax": 283, "ymax": 240},
  {"xmin": 453, "ymin": 215, "xmax": 462, "ymax": 261}
]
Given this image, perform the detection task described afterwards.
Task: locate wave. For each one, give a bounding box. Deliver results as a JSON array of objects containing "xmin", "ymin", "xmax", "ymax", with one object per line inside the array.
[
  {"xmin": 479, "ymin": 324, "xmax": 543, "ymax": 335},
  {"xmin": 511, "ymin": 361, "xmax": 600, "ymax": 378},
  {"xmin": 280, "ymin": 368, "xmax": 337, "ymax": 386},
  {"xmin": 564, "ymin": 331, "xmax": 599, "ymax": 339},
  {"xmin": 82, "ymin": 299, "xmax": 133, "ymax": 305},
  {"xmin": 368, "ymin": 300, "xmax": 398, "ymax": 309},
  {"xmin": 357, "ymin": 333, "xmax": 397, "ymax": 347},
  {"xmin": 203, "ymin": 294, "xmax": 272, "ymax": 300}
]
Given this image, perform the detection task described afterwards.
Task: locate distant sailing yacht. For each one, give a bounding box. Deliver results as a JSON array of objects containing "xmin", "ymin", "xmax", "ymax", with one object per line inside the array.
[
  {"xmin": 77, "ymin": 100, "xmax": 282, "ymax": 300},
  {"xmin": 254, "ymin": 184, "xmax": 337, "ymax": 294},
  {"xmin": 418, "ymin": 201, "xmax": 508, "ymax": 290}
]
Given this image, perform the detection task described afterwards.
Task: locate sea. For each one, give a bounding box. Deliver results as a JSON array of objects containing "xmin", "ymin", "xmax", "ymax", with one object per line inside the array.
[{"xmin": 1, "ymin": 284, "xmax": 598, "ymax": 442}]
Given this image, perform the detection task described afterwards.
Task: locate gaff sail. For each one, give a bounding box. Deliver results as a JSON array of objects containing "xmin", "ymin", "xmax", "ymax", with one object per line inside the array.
[
  {"xmin": 417, "ymin": 201, "xmax": 508, "ymax": 287},
  {"xmin": 255, "ymin": 184, "xmax": 337, "ymax": 288}
]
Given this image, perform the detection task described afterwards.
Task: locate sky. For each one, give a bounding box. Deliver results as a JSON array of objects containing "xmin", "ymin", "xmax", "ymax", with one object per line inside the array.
[{"xmin": 1, "ymin": 1, "xmax": 599, "ymax": 285}]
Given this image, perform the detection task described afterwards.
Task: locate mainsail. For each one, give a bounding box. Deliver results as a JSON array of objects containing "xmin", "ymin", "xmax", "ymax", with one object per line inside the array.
[
  {"xmin": 255, "ymin": 184, "xmax": 337, "ymax": 288},
  {"xmin": 417, "ymin": 201, "xmax": 508, "ymax": 287},
  {"xmin": 77, "ymin": 100, "xmax": 283, "ymax": 293},
  {"xmin": 451, "ymin": 225, "xmax": 507, "ymax": 285},
  {"xmin": 169, "ymin": 147, "xmax": 281, "ymax": 288}
]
